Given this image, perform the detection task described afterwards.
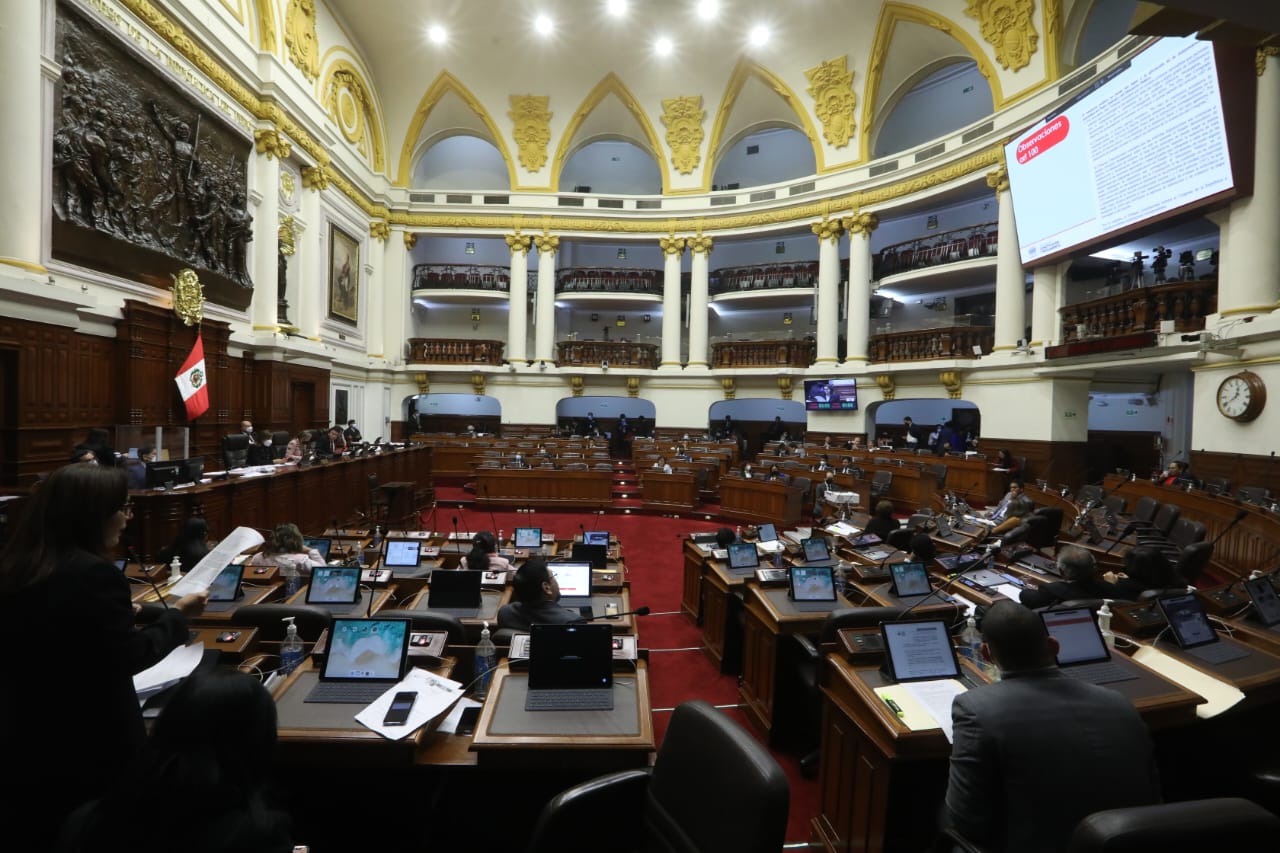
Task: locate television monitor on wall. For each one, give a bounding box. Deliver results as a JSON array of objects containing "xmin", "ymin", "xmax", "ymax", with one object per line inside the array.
[
  {"xmin": 1004, "ymin": 36, "xmax": 1252, "ymax": 267},
  {"xmin": 804, "ymin": 379, "xmax": 858, "ymax": 411}
]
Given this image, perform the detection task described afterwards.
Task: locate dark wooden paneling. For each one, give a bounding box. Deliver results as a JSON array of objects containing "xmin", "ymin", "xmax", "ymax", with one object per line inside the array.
[{"xmin": 1190, "ymin": 450, "xmax": 1280, "ymax": 499}]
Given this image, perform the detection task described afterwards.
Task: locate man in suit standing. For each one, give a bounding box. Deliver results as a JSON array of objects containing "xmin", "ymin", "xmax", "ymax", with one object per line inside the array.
[{"xmin": 943, "ymin": 601, "xmax": 1160, "ymax": 852}]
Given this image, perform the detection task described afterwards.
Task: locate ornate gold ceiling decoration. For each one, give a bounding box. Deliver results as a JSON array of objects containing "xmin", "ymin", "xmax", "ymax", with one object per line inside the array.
[
  {"xmin": 509, "ymin": 95, "xmax": 553, "ymax": 172},
  {"xmin": 805, "ymin": 56, "xmax": 858, "ymax": 148},
  {"xmin": 323, "ymin": 63, "xmax": 386, "ymax": 171},
  {"xmin": 254, "ymin": 127, "xmax": 292, "ymax": 160},
  {"xmin": 284, "ymin": 0, "xmax": 319, "ymax": 81},
  {"xmin": 253, "ymin": 0, "xmax": 277, "ymax": 54},
  {"xmin": 661, "ymin": 95, "xmax": 706, "ymax": 175},
  {"xmin": 964, "ymin": 0, "xmax": 1039, "ymax": 72}
]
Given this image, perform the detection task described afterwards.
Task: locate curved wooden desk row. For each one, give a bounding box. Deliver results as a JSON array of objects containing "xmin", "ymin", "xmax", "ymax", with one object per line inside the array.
[
  {"xmin": 126, "ymin": 446, "xmax": 433, "ymax": 559},
  {"xmin": 474, "ymin": 468, "xmax": 615, "ymax": 509}
]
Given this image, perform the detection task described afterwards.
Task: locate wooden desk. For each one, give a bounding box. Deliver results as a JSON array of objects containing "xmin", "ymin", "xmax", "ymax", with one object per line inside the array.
[
  {"xmin": 719, "ymin": 477, "xmax": 803, "ymax": 525},
  {"xmin": 284, "ymin": 584, "xmax": 396, "ymax": 616},
  {"xmin": 190, "ymin": 625, "xmax": 260, "ymax": 662},
  {"xmin": 474, "ymin": 468, "xmax": 614, "ymax": 510},
  {"xmin": 640, "ymin": 471, "xmax": 699, "ymax": 511},
  {"xmin": 471, "ymin": 661, "xmax": 654, "ymax": 773},
  {"xmin": 702, "ymin": 557, "xmax": 751, "ymax": 675}
]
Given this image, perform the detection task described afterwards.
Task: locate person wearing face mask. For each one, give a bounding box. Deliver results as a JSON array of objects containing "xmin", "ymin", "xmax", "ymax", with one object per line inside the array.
[
  {"xmin": 343, "ymin": 419, "xmax": 362, "ymax": 444},
  {"xmin": 126, "ymin": 445, "xmax": 156, "ymax": 490}
]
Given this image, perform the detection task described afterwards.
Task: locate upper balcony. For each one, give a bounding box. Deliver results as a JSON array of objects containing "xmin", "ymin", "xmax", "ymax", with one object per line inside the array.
[
  {"xmin": 710, "ymin": 261, "xmax": 819, "ymax": 307},
  {"xmin": 555, "ymin": 268, "xmax": 662, "ymax": 306},
  {"xmin": 411, "ymin": 264, "xmax": 512, "ymax": 304}
]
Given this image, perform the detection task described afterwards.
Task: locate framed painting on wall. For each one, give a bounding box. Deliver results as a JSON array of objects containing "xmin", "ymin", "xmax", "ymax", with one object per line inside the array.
[{"xmin": 328, "ymin": 224, "xmax": 360, "ymax": 324}]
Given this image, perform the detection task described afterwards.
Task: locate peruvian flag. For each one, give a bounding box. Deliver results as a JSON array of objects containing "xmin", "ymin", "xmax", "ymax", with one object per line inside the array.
[{"xmin": 174, "ymin": 334, "xmax": 210, "ymax": 420}]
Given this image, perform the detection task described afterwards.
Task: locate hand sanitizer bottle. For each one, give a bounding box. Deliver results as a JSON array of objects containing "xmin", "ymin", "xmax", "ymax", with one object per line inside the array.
[
  {"xmin": 280, "ymin": 617, "xmax": 304, "ymax": 675},
  {"xmin": 169, "ymin": 556, "xmax": 183, "ymax": 583}
]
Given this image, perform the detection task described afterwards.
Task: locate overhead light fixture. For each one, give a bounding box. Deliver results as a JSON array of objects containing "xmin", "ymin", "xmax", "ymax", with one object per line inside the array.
[
  {"xmin": 464, "ymin": 241, "xmax": 476, "ymax": 254},
  {"xmin": 606, "ymin": 0, "xmax": 627, "ymax": 16},
  {"xmin": 696, "ymin": 0, "xmax": 718, "ymax": 21},
  {"xmin": 534, "ymin": 14, "xmax": 554, "ymax": 36},
  {"xmin": 655, "ymin": 36, "xmax": 673, "ymax": 56},
  {"xmin": 748, "ymin": 24, "xmax": 770, "ymax": 47},
  {"xmin": 427, "ymin": 25, "xmax": 447, "ymax": 45}
]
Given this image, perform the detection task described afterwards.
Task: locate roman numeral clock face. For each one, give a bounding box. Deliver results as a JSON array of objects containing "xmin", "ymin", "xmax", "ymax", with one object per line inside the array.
[{"xmin": 1216, "ymin": 371, "xmax": 1265, "ymax": 422}]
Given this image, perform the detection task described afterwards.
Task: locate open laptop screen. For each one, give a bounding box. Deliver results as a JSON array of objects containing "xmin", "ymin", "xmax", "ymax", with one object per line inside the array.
[
  {"xmin": 207, "ymin": 564, "xmax": 244, "ymax": 603},
  {"xmin": 727, "ymin": 542, "xmax": 759, "ymax": 570},
  {"xmin": 382, "ymin": 539, "xmax": 421, "ymax": 568},
  {"xmin": 321, "ymin": 618, "xmax": 410, "ymax": 682},
  {"xmin": 790, "ymin": 565, "xmax": 836, "ymax": 603},
  {"xmin": 758, "ymin": 522, "xmax": 778, "ymax": 543},
  {"xmin": 515, "ymin": 527, "xmax": 542, "ymax": 548},
  {"xmin": 1245, "ymin": 577, "xmax": 1280, "ymax": 627},
  {"xmin": 306, "ymin": 567, "xmax": 361, "ymax": 605},
  {"xmin": 583, "ymin": 530, "xmax": 609, "ymax": 546},
  {"xmin": 881, "ymin": 620, "xmax": 961, "ymax": 683},
  {"xmin": 889, "ymin": 561, "xmax": 932, "ymax": 598},
  {"xmin": 304, "ymin": 537, "xmax": 332, "ymax": 561},
  {"xmin": 1042, "ymin": 608, "xmax": 1110, "ymax": 665},
  {"xmin": 549, "ymin": 561, "xmax": 592, "ymax": 598}
]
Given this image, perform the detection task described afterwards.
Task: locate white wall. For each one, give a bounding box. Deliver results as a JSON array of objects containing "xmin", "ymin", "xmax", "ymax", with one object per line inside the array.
[
  {"xmin": 711, "ymin": 127, "xmax": 816, "ymax": 190},
  {"xmin": 413, "ymin": 135, "xmax": 509, "ymax": 191},
  {"xmin": 874, "ymin": 62, "xmax": 993, "ymax": 158},
  {"xmin": 558, "ymin": 140, "xmax": 662, "ymax": 194}
]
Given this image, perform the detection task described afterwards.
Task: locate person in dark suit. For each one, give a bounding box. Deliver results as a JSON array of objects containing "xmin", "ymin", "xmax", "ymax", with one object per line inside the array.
[
  {"xmin": 496, "ymin": 557, "xmax": 582, "ymax": 630},
  {"xmin": 0, "ymin": 464, "xmax": 207, "ymax": 850},
  {"xmin": 943, "ymin": 600, "xmax": 1160, "ymax": 852},
  {"xmin": 1019, "ymin": 546, "xmax": 1126, "ymax": 608},
  {"xmin": 812, "ymin": 469, "xmax": 837, "ymax": 517},
  {"xmin": 863, "ymin": 500, "xmax": 900, "ymax": 541}
]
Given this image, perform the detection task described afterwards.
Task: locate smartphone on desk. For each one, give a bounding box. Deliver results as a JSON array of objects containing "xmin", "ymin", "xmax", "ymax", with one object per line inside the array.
[
  {"xmin": 383, "ymin": 691, "xmax": 417, "ymax": 726},
  {"xmin": 456, "ymin": 705, "xmax": 481, "ymax": 736}
]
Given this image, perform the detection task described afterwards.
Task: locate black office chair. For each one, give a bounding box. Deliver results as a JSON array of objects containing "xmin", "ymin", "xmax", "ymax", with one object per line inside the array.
[
  {"xmin": 1172, "ymin": 541, "xmax": 1214, "ymax": 585},
  {"xmin": 1077, "ymin": 484, "xmax": 1105, "ymax": 507},
  {"xmin": 525, "ymin": 700, "xmax": 790, "ymax": 853},
  {"xmin": 871, "ymin": 470, "xmax": 893, "ymax": 499},
  {"xmin": 221, "ymin": 433, "xmax": 249, "ymax": 470},
  {"xmin": 270, "ymin": 430, "xmax": 290, "ymax": 460},
  {"xmin": 1130, "ymin": 496, "xmax": 1160, "ymax": 527},
  {"xmin": 1067, "ymin": 797, "xmax": 1280, "ymax": 851},
  {"xmin": 1237, "ymin": 486, "xmax": 1271, "ymax": 505},
  {"xmin": 229, "ymin": 603, "xmax": 332, "ymax": 642}
]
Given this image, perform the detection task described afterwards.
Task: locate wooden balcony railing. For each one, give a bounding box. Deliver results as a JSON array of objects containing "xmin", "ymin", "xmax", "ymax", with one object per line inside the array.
[
  {"xmin": 1059, "ymin": 279, "xmax": 1218, "ymax": 343},
  {"xmin": 408, "ymin": 338, "xmax": 505, "ymax": 365},
  {"xmin": 556, "ymin": 267, "xmax": 662, "ymax": 296},
  {"xmin": 556, "ymin": 340, "xmax": 659, "ymax": 369},
  {"xmin": 411, "ymin": 264, "xmax": 510, "ymax": 292},
  {"xmin": 868, "ymin": 326, "xmax": 994, "ymax": 363},
  {"xmin": 712, "ymin": 338, "xmax": 815, "ymax": 368},
  {"xmin": 709, "ymin": 260, "xmax": 819, "ymax": 296}
]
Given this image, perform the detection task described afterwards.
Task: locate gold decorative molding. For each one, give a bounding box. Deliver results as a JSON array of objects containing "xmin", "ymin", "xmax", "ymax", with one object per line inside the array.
[
  {"xmin": 549, "ymin": 73, "xmax": 671, "ymax": 194},
  {"xmin": 939, "ymin": 370, "xmax": 963, "ymax": 399},
  {"xmin": 857, "ymin": 145, "xmax": 1004, "ymax": 208},
  {"xmin": 805, "ymin": 56, "xmax": 857, "ymax": 148},
  {"xmin": 278, "ymin": 216, "xmax": 297, "ymax": 256},
  {"xmin": 509, "ymin": 95, "xmax": 553, "ymax": 173},
  {"xmin": 570, "ymin": 376, "xmax": 584, "ymax": 397},
  {"xmin": 721, "ymin": 377, "xmax": 736, "ymax": 400},
  {"xmin": 396, "ymin": 71, "xmax": 517, "ymax": 189},
  {"xmin": 964, "ymin": 0, "xmax": 1039, "ymax": 72},
  {"xmin": 811, "ymin": 218, "xmax": 845, "ymax": 242},
  {"xmin": 1043, "ymin": 0, "xmax": 1063, "ymax": 81},
  {"xmin": 688, "ymin": 235, "xmax": 714, "ymax": 255},
  {"xmin": 986, "ymin": 164, "xmax": 1009, "ymax": 194},
  {"xmin": 471, "ymin": 372, "xmax": 486, "ymax": 396},
  {"xmin": 1258, "ymin": 46, "xmax": 1280, "ymax": 76},
  {"xmin": 170, "ymin": 269, "xmax": 204, "ymax": 326},
  {"xmin": 778, "ymin": 376, "xmax": 794, "ymax": 400},
  {"xmin": 323, "ymin": 63, "xmax": 387, "ymax": 172},
  {"xmin": 369, "ymin": 220, "xmax": 390, "ymax": 242},
  {"xmin": 659, "ymin": 236, "xmax": 686, "ymax": 256},
  {"xmin": 413, "ymin": 372, "xmax": 429, "ymax": 394},
  {"xmin": 254, "ymin": 127, "xmax": 292, "ymax": 160},
  {"xmin": 534, "ymin": 233, "xmax": 560, "ymax": 254},
  {"xmin": 404, "ymin": 232, "xmax": 418, "ymax": 250},
  {"xmin": 253, "ymin": 0, "xmax": 277, "ymax": 54},
  {"xmin": 844, "ymin": 211, "xmax": 880, "ymax": 237},
  {"xmin": 0, "ymin": 257, "xmax": 49, "ymax": 274},
  {"xmin": 627, "ymin": 376, "xmax": 640, "ymax": 398},
  {"xmin": 661, "ymin": 95, "xmax": 706, "ymax": 175},
  {"xmin": 506, "ymin": 233, "xmax": 532, "ymax": 254},
  {"xmin": 875, "ymin": 373, "xmax": 896, "ymax": 401},
  {"xmin": 279, "ymin": 169, "xmax": 296, "ymax": 203},
  {"xmin": 284, "ymin": 0, "xmax": 319, "ymax": 81},
  {"xmin": 300, "ymin": 163, "xmax": 328, "ymax": 191}
]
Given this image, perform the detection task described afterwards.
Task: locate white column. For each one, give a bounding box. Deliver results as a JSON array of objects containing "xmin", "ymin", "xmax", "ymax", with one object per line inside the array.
[
  {"xmin": 0, "ymin": 0, "xmax": 44, "ymax": 274},
  {"xmin": 533, "ymin": 234, "xmax": 559, "ymax": 362},
  {"xmin": 250, "ymin": 152, "xmax": 281, "ymax": 331},
  {"xmin": 812, "ymin": 219, "xmax": 844, "ymax": 364},
  {"xmin": 1031, "ymin": 260, "xmax": 1067, "ymax": 347},
  {"xmin": 843, "ymin": 212, "xmax": 879, "ymax": 363},
  {"xmin": 659, "ymin": 236, "xmax": 685, "ymax": 367},
  {"xmin": 506, "ymin": 233, "xmax": 532, "ymax": 364},
  {"xmin": 366, "ymin": 225, "xmax": 386, "ymax": 358},
  {"xmin": 297, "ymin": 167, "xmax": 324, "ymax": 338},
  {"xmin": 383, "ymin": 232, "xmax": 411, "ymax": 364},
  {"xmin": 687, "ymin": 236, "xmax": 713, "ymax": 368},
  {"xmin": 989, "ymin": 166, "xmax": 1025, "ymax": 351},
  {"xmin": 1215, "ymin": 51, "xmax": 1280, "ymax": 316}
]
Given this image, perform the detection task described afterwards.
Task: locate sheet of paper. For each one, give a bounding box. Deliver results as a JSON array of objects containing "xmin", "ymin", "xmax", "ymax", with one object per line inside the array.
[
  {"xmin": 354, "ymin": 667, "xmax": 464, "ymax": 740},
  {"xmin": 949, "ymin": 593, "xmax": 978, "ymax": 617},
  {"xmin": 993, "ymin": 583, "xmax": 1025, "ymax": 601},
  {"xmin": 437, "ymin": 697, "xmax": 483, "ymax": 734},
  {"xmin": 134, "ymin": 641, "xmax": 204, "ymax": 701},
  {"xmin": 825, "ymin": 521, "xmax": 860, "ymax": 537},
  {"xmin": 169, "ymin": 526, "xmax": 265, "ymax": 597},
  {"xmin": 1131, "ymin": 645, "xmax": 1244, "ymax": 719},
  {"xmin": 902, "ymin": 679, "xmax": 968, "ymax": 743}
]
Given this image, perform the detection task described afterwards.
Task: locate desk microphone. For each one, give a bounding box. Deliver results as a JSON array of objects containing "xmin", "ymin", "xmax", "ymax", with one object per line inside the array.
[
  {"xmin": 459, "ymin": 508, "xmax": 472, "ymax": 543},
  {"xmin": 1209, "ymin": 509, "xmax": 1249, "ymax": 547},
  {"xmin": 1103, "ymin": 522, "xmax": 1138, "ymax": 555},
  {"xmin": 481, "ymin": 485, "xmax": 501, "ymax": 541},
  {"xmin": 898, "ymin": 547, "xmax": 996, "ymax": 624},
  {"xmin": 573, "ymin": 606, "xmax": 651, "ymax": 623},
  {"xmin": 451, "ymin": 515, "xmax": 462, "ymax": 548},
  {"xmin": 128, "ymin": 547, "xmax": 170, "ymax": 609}
]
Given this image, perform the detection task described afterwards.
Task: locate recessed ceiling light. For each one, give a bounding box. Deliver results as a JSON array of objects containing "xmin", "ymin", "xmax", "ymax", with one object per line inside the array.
[
  {"xmin": 655, "ymin": 36, "xmax": 673, "ymax": 56},
  {"xmin": 606, "ymin": 0, "xmax": 628, "ymax": 16},
  {"xmin": 534, "ymin": 14, "xmax": 554, "ymax": 36},
  {"xmin": 749, "ymin": 24, "xmax": 770, "ymax": 46},
  {"xmin": 696, "ymin": 0, "xmax": 718, "ymax": 21},
  {"xmin": 427, "ymin": 25, "xmax": 447, "ymax": 45}
]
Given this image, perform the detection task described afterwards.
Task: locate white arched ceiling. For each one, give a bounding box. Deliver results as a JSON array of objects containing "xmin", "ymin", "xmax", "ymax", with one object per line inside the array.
[
  {"xmin": 413, "ymin": 134, "xmax": 509, "ymax": 191},
  {"xmin": 559, "ymin": 139, "xmax": 662, "ymax": 195},
  {"xmin": 869, "ymin": 21, "xmax": 975, "ymax": 152},
  {"xmin": 711, "ymin": 73, "xmax": 807, "ymax": 175},
  {"xmin": 874, "ymin": 60, "xmax": 992, "ymax": 158}
]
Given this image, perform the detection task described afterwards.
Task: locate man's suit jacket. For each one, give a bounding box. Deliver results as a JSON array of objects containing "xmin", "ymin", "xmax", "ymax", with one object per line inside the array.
[{"xmin": 944, "ymin": 668, "xmax": 1160, "ymax": 853}]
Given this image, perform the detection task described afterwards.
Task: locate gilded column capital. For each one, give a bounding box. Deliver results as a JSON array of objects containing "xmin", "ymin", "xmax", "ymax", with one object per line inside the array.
[
  {"xmin": 875, "ymin": 373, "xmax": 896, "ymax": 401},
  {"xmin": 570, "ymin": 376, "xmax": 584, "ymax": 397},
  {"xmin": 688, "ymin": 235, "xmax": 714, "ymax": 255},
  {"xmin": 721, "ymin": 377, "xmax": 736, "ymax": 400},
  {"xmin": 404, "ymin": 232, "xmax": 418, "ymax": 250},
  {"xmin": 1258, "ymin": 46, "xmax": 1280, "ymax": 76},
  {"xmin": 254, "ymin": 128, "xmax": 292, "ymax": 161},
  {"xmin": 811, "ymin": 218, "xmax": 845, "ymax": 242},
  {"xmin": 506, "ymin": 233, "xmax": 532, "ymax": 254},
  {"xmin": 843, "ymin": 211, "xmax": 880, "ymax": 237},
  {"xmin": 414, "ymin": 373, "xmax": 430, "ymax": 394},
  {"xmin": 986, "ymin": 165, "xmax": 1009, "ymax": 194},
  {"xmin": 627, "ymin": 376, "xmax": 640, "ymax": 398},
  {"xmin": 534, "ymin": 233, "xmax": 560, "ymax": 254},
  {"xmin": 659, "ymin": 236, "xmax": 686, "ymax": 256},
  {"xmin": 471, "ymin": 373, "xmax": 486, "ymax": 395},
  {"xmin": 369, "ymin": 221, "xmax": 390, "ymax": 242},
  {"xmin": 939, "ymin": 371, "xmax": 963, "ymax": 400},
  {"xmin": 301, "ymin": 164, "xmax": 329, "ymax": 191},
  {"xmin": 778, "ymin": 376, "xmax": 794, "ymax": 400}
]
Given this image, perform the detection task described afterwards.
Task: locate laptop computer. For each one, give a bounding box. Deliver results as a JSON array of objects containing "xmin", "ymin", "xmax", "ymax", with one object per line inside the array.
[
  {"xmin": 549, "ymin": 561, "xmax": 594, "ymax": 616},
  {"xmin": 726, "ymin": 542, "xmax": 760, "ymax": 574},
  {"xmin": 888, "ymin": 561, "xmax": 933, "ymax": 601},
  {"xmin": 525, "ymin": 622, "xmax": 614, "ymax": 711},
  {"xmin": 582, "ymin": 530, "xmax": 610, "ymax": 546},
  {"xmin": 427, "ymin": 569, "xmax": 484, "ymax": 617},
  {"xmin": 800, "ymin": 537, "xmax": 837, "ymax": 567},
  {"xmin": 789, "ymin": 565, "xmax": 838, "ymax": 612},
  {"xmin": 204, "ymin": 563, "xmax": 245, "ymax": 613},
  {"xmin": 1157, "ymin": 593, "xmax": 1251, "ymax": 664},
  {"xmin": 304, "ymin": 537, "xmax": 332, "ymax": 561},
  {"xmin": 1040, "ymin": 608, "xmax": 1137, "ymax": 684},
  {"xmin": 880, "ymin": 619, "xmax": 962, "ymax": 683},
  {"xmin": 515, "ymin": 526, "xmax": 544, "ymax": 554},
  {"xmin": 304, "ymin": 617, "xmax": 412, "ymax": 704},
  {"xmin": 571, "ymin": 542, "xmax": 609, "ymax": 570},
  {"xmin": 1244, "ymin": 577, "xmax": 1280, "ymax": 628},
  {"xmin": 304, "ymin": 566, "xmax": 363, "ymax": 613},
  {"xmin": 382, "ymin": 538, "xmax": 422, "ymax": 570}
]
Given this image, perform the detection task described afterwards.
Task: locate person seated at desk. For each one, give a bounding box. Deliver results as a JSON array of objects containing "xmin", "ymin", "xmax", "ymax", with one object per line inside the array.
[
  {"xmin": 846, "ymin": 436, "xmax": 864, "ymax": 451},
  {"xmin": 343, "ymin": 419, "xmax": 362, "ymax": 444},
  {"xmin": 982, "ymin": 480, "xmax": 1025, "ymax": 523},
  {"xmin": 74, "ymin": 426, "xmax": 120, "ymax": 468},
  {"xmin": 1019, "ymin": 546, "xmax": 1125, "ymax": 609},
  {"xmin": 71, "ymin": 446, "xmax": 99, "ymax": 464},
  {"xmin": 158, "ymin": 516, "xmax": 211, "ymax": 575},
  {"xmin": 125, "ymin": 444, "xmax": 156, "ymax": 490},
  {"xmin": 1104, "ymin": 546, "xmax": 1184, "ymax": 600},
  {"xmin": 497, "ymin": 557, "xmax": 582, "ymax": 630},
  {"xmin": 813, "ymin": 454, "xmax": 831, "ymax": 473},
  {"xmin": 282, "ymin": 430, "xmax": 308, "ymax": 464},
  {"xmin": 58, "ymin": 668, "xmax": 295, "ymax": 853},
  {"xmin": 864, "ymin": 500, "xmax": 900, "ymax": 541},
  {"xmin": 838, "ymin": 456, "xmax": 858, "ymax": 475},
  {"xmin": 1158, "ymin": 460, "xmax": 1194, "ymax": 488},
  {"xmin": 715, "ymin": 527, "xmax": 736, "ymax": 549},
  {"xmin": 325, "ymin": 426, "xmax": 348, "ymax": 458},
  {"xmin": 740, "ymin": 462, "xmax": 756, "ymax": 479},
  {"xmin": 986, "ymin": 495, "xmax": 1035, "ymax": 539},
  {"xmin": 813, "ymin": 470, "xmax": 837, "ymax": 518},
  {"xmin": 466, "ymin": 531, "xmax": 511, "ymax": 572},
  {"xmin": 765, "ymin": 415, "xmax": 788, "ymax": 443},
  {"xmin": 764, "ymin": 464, "xmax": 789, "ymax": 483},
  {"xmin": 247, "ymin": 523, "xmax": 325, "ymax": 576},
  {"xmin": 907, "ymin": 532, "xmax": 936, "ymax": 563},
  {"xmin": 652, "ymin": 455, "xmax": 673, "ymax": 474},
  {"xmin": 943, "ymin": 600, "xmax": 1160, "ymax": 853},
  {"xmin": 993, "ymin": 449, "xmax": 1020, "ymax": 478}
]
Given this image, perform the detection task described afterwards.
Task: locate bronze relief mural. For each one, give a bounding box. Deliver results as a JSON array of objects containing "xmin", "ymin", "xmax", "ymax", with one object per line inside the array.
[{"xmin": 52, "ymin": 4, "xmax": 254, "ymax": 310}]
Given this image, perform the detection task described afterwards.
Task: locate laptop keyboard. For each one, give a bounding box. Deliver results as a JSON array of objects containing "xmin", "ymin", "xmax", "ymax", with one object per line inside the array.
[
  {"xmin": 1063, "ymin": 661, "xmax": 1138, "ymax": 685},
  {"xmin": 1188, "ymin": 642, "xmax": 1250, "ymax": 664},
  {"xmin": 304, "ymin": 682, "xmax": 389, "ymax": 704},
  {"xmin": 525, "ymin": 688, "xmax": 614, "ymax": 711}
]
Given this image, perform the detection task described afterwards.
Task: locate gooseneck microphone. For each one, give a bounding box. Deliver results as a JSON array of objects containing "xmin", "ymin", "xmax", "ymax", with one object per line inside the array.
[
  {"xmin": 1209, "ymin": 509, "xmax": 1249, "ymax": 547},
  {"xmin": 574, "ymin": 605, "xmax": 651, "ymax": 623},
  {"xmin": 482, "ymin": 485, "xmax": 501, "ymax": 542},
  {"xmin": 451, "ymin": 515, "xmax": 462, "ymax": 550},
  {"xmin": 128, "ymin": 546, "xmax": 170, "ymax": 608},
  {"xmin": 898, "ymin": 545, "xmax": 998, "ymax": 623}
]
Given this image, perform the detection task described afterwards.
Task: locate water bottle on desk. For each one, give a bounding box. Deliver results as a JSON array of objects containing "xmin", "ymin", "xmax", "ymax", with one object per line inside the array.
[
  {"xmin": 474, "ymin": 621, "xmax": 497, "ymax": 700},
  {"xmin": 282, "ymin": 558, "xmax": 301, "ymax": 597},
  {"xmin": 280, "ymin": 617, "xmax": 304, "ymax": 675}
]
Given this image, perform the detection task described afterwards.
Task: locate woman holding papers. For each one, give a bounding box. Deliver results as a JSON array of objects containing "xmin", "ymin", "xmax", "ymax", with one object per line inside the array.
[{"xmin": 0, "ymin": 463, "xmax": 207, "ymax": 850}]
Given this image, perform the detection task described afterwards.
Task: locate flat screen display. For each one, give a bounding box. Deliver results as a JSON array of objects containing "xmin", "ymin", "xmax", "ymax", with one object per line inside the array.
[{"xmin": 804, "ymin": 378, "xmax": 858, "ymax": 411}]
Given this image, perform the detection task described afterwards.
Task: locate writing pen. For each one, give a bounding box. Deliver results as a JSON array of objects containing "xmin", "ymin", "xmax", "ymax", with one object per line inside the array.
[{"xmin": 880, "ymin": 694, "xmax": 904, "ymax": 717}]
